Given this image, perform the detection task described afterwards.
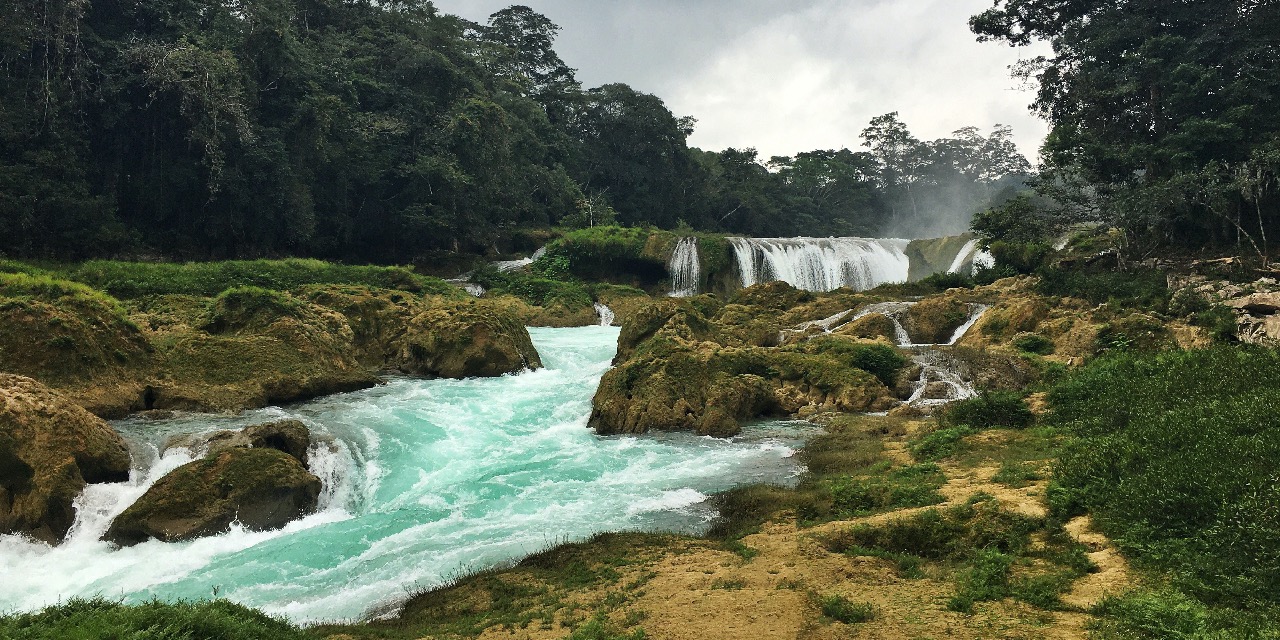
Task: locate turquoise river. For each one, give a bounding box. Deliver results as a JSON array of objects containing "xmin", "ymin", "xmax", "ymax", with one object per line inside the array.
[{"xmin": 0, "ymin": 326, "xmax": 812, "ymax": 623}]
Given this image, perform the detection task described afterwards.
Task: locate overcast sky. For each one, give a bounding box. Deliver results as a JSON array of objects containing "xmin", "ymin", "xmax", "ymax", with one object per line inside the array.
[{"xmin": 433, "ymin": 0, "xmax": 1052, "ymax": 163}]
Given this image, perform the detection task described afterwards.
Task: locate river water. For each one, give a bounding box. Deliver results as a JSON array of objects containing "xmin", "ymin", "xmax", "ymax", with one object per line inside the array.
[{"xmin": 0, "ymin": 326, "xmax": 812, "ymax": 623}]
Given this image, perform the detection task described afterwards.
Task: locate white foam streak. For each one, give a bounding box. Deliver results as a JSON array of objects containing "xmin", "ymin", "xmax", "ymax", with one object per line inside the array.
[{"xmin": 947, "ymin": 239, "xmax": 982, "ymax": 274}]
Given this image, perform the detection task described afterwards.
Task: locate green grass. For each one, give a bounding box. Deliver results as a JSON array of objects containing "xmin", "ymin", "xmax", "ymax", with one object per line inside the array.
[
  {"xmin": 824, "ymin": 463, "xmax": 946, "ymax": 516},
  {"xmin": 0, "ymin": 597, "xmax": 309, "ymax": 639},
  {"xmin": 5, "ymin": 258, "xmax": 457, "ymax": 299}
]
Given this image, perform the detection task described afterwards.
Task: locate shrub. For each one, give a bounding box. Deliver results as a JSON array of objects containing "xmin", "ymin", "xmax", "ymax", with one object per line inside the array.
[
  {"xmin": 63, "ymin": 259, "xmax": 454, "ymax": 298},
  {"xmin": 909, "ymin": 426, "xmax": 976, "ymax": 461},
  {"xmin": 819, "ymin": 595, "xmax": 875, "ymax": 623},
  {"xmin": 1033, "ymin": 267, "xmax": 1170, "ymax": 311},
  {"xmin": 939, "ymin": 391, "xmax": 1034, "ymax": 430},
  {"xmin": 827, "ymin": 463, "xmax": 946, "ymax": 515},
  {"xmin": 1011, "ymin": 332, "xmax": 1054, "ymax": 355}
]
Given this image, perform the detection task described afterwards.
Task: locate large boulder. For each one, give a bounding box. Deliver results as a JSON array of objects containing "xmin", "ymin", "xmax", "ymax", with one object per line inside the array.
[
  {"xmin": 0, "ymin": 275, "xmax": 153, "ymax": 417},
  {"xmin": 590, "ymin": 302, "xmax": 899, "ymax": 437},
  {"xmin": 104, "ymin": 447, "xmax": 320, "ymax": 546},
  {"xmin": 165, "ymin": 419, "xmax": 312, "ymax": 466},
  {"xmin": 395, "ymin": 298, "xmax": 542, "ymax": 378},
  {"xmin": 146, "ymin": 287, "xmax": 379, "ymax": 412},
  {"xmin": 0, "ymin": 374, "xmax": 131, "ymax": 543}
]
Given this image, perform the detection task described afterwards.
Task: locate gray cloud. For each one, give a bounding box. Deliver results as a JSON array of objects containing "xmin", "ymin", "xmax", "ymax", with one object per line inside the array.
[{"xmin": 433, "ymin": 0, "xmax": 1051, "ymax": 161}]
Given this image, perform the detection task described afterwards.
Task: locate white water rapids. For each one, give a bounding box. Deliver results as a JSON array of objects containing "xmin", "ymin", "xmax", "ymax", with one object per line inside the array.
[
  {"xmin": 0, "ymin": 327, "xmax": 813, "ymax": 624},
  {"xmin": 729, "ymin": 237, "xmax": 910, "ymax": 293}
]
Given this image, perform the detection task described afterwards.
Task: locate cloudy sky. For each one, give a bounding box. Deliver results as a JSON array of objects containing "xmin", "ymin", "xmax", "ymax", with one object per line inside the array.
[{"xmin": 433, "ymin": 0, "xmax": 1052, "ymax": 163}]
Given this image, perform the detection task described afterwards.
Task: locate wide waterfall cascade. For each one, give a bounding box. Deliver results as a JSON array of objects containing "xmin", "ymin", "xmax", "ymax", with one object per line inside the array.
[
  {"xmin": 668, "ymin": 237, "xmax": 701, "ymax": 297},
  {"xmin": 0, "ymin": 327, "xmax": 810, "ymax": 624},
  {"xmin": 730, "ymin": 237, "xmax": 910, "ymax": 292}
]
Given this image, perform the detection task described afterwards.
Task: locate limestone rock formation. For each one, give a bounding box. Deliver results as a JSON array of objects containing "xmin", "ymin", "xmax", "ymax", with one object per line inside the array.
[
  {"xmin": 166, "ymin": 419, "xmax": 312, "ymax": 466},
  {"xmin": 396, "ymin": 298, "xmax": 542, "ymax": 377},
  {"xmin": 104, "ymin": 447, "xmax": 321, "ymax": 546},
  {"xmin": 904, "ymin": 297, "xmax": 970, "ymax": 344},
  {"xmin": 0, "ymin": 374, "xmax": 131, "ymax": 543}
]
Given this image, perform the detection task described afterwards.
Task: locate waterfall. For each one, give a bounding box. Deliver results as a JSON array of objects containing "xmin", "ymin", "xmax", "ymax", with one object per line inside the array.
[
  {"xmin": 668, "ymin": 238, "xmax": 701, "ymax": 297},
  {"xmin": 493, "ymin": 247, "xmax": 548, "ymax": 273},
  {"xmin": 729, "ymin": 237, "xmax": 910, "ymax": 292},
  {"xmin": 594, "ymin": 303, "xmax": 615, "ymax": 326},
  {"xmin": 947, "ymin": 239, "xmax": 982, "ymax": 274}
]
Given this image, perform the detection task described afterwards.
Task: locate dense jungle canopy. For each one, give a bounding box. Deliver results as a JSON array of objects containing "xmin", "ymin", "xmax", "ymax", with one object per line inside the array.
[{"xmin": 1, "ymin": 0, "xmax": 1032, "ymax": 261}]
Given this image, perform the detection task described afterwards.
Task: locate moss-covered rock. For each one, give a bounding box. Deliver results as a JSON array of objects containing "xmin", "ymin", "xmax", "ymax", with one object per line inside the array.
[
  {"xmin": 590, "ymin": 298, "xmax": 899, "ymax": 437},
  {"xmin": 0, "ymin": 374, "xmax": 131, "ymax": 543},
  {"xmin": 145, "ymin": 287, "xmax": 378, "ymax": 412},
  {"xmin": 0, "ymin": 275, "xmax": 153, "ymax": 416},
  {"xmin": 167, "ymin": 420, "xmax": 312, "ymax": 466},
  {"xmin": 904, "ymin": 297, "xmax": 971, "ymax": 344},
  {"xmin": 104, "ymin": 448, "xmax": 320, "ymax": 546},
  {"xmin": 396, "ymin": 297, "xmax": 542, "ymax": 378},
  {"xmin": 905, "ymin": 235, "xmax": 978, "ymax": 281},
  {"xmin": 834, "ymin": 313, "xmax": 899, "ymax": 341}
]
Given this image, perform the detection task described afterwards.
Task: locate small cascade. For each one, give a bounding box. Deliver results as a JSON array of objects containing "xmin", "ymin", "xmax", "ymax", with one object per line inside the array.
[
  {"xmin": 594, "ymin": 303, "xmax": 615, "ymax": 327},
  {"xmin": 493, "ymin": 247, "xmax": 547, "ymax": 273},
  {"xmin": 778, "ymin": 301, "xmax": 989, "ymax": 410},
  {"xmin": 906, "ymin": 351, "xmax": 977, "ymax": 406},
  {"xmin": 971, "ymin": 250, "xmax": 995, "ymax": 274},
  {"xmin": 668, "ymin": 238, "xmax": 701, "ymax": 297},
  {"xmin": 729, "ymin": 237, "xmax": 910, "ymax": 292},
  {"xmin": 447, "ymin": 280, "xmax": 486, "ymax": 297},
  {"xmin": 947, "ymin": 239, "xmax": 982, "ymax": 274}
]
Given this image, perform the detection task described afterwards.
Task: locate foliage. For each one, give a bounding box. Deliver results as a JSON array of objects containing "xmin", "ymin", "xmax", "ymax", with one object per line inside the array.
[
  {"xmin": 818, "ymin": 595, "xmax": 875, "ymax": 623},
  {"xmin": 971, "ymin": 1, "xmax": 1280, "ymax": 261},
  {"xmin": 1034, "ymin": 268, "xmax": 1170, "ymax": 311},
  {"xmin": 470, "ymin": 265, "xmax": 593, "ymax": 310},
  {"xmin": 0, "ymin": 0, "xmax": 1033, "ymax": 262},
  {"xmin": 826, "ymin": 463, "xmax": 946, "ymax": 516},
  {"xmin": 1050, "ymin": 347, "xmax": 1280, "ymax": 606},
  {"xmin": 909, "ymin": 426, "xmax": 978, "ymax": 462},
  {"xmin": 938, "ymin": 391, "xmax": 1035, "ymax": 430},
  {"xmin": 798, "ymin": 338, "xmax": 908, "ymax": 388},
  {"xmin": 1011, "ymin": 332, "xmax": 1054, "ymax": 355},
  {"xmin": 0, "ymin": 597, "xmax": 309, "ymax": 640}
]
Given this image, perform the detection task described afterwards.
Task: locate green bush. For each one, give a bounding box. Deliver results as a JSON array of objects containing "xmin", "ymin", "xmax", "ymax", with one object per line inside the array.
[
  {"xmin": 0, "ymin": 597, "xmax": 309, "ymax": 640},
  {"xmin": 949, "ymin": 549, "xmax": 1012, "ymax": 612},
  {"xmin": 799, "ymin": 338, "xmax": 908, "ymax": 388},
  {"xmin": 470, "ymin": 265, "xmax": 593, "ymax": 309},
  {"xmin": 1012, "ymin": 332, "xmax": 1054, "ymax": 355},
  {"xmin": 1033, "ymin": 267, "xmax": 1170, "ymax": 311},
  {"xmin": 1050, "ymin": 347, "xmax": 1280, "ymax": 606},
  {"xmin": 827, "ymin": 463, "xmax": 946, "ymax": 515},
  {"xmin": 909, "ymin": 425, "xmax": 976, "ymax": 461},
  {"xmin": 819, "ymin": 595, "xmax": 875, "ymax": 623},
  {"xmin": 939, "ymin": 391, "xmax": 1034, "ymax": 430}
]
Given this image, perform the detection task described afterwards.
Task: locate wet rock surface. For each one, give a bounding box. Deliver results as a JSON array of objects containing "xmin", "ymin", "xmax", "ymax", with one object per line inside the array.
[
  {"xmin": 0, "ymin": 374, "xmax": 131, "ymax": 543},
  {"xmin": 104, "ymin": 447, "xmax": 321, "ymax": 546}
]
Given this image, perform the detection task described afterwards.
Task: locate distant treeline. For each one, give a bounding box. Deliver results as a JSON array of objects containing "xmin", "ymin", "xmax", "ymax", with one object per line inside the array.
[{"xmin": 1, "ymin": 1, "xmax": 1031, "ymax": 262}]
